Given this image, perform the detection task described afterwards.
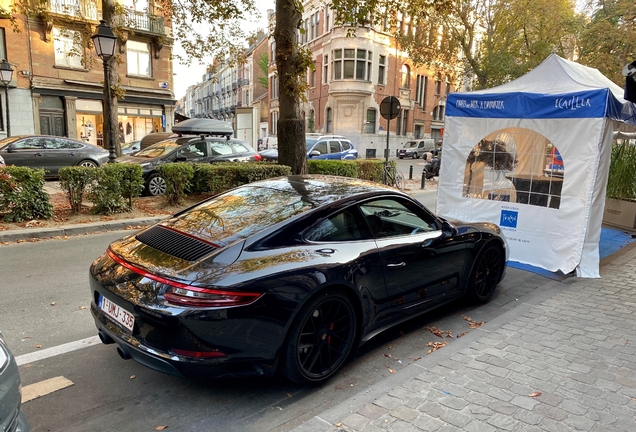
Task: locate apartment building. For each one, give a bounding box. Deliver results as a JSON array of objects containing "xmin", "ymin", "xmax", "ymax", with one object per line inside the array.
[
  {"xmin": 0, "ymin": 0, "xmax": 175, "ymax": 145},
  {"xmin": 268, "ymin": 3, "xmax": 452, "ymax": 157}
]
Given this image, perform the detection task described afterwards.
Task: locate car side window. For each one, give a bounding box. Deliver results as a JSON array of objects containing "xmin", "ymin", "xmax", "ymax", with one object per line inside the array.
[
  {"xmin": 231, "ymin": 142, "xmax": 249, "ymax": 153},
  {"xmin": 42, "ymin": 138, "xmax": 63, "ymax": 149},
  {"xmin": 178, "ymin": 142, "xmax": 207, "ymax": 158},
  {"xmin": 304, "ymin": 207, "xmax": 371, "ymax": 242},
  {"xmin": 328, "ymin": 140, "xmax": 341, "ymax": 154},
  {"xmin": 359, "ymin": 198, "xmax": 438, "ymax": 238},
  {"xmin": 209, "ymin": 141, "xmax": 233, "ymax": 156},
  {"xmin": 14, "ymin": 138, "xmax": 44, "ymax": 150},
  {"xmin": 313, "ymin": 141, "xmax": 328, "ymax": 155},
  {"xmin": 341, "ymin": 141, "xmax": 352, "ymax": 151}
]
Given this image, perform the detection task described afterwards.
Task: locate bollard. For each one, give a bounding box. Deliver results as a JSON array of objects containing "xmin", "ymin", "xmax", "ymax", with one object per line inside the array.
[
  {"xmin": 421, "ymin": 170, "xmax": 426, "ymax": 189},
  {"xmin": 409, "ymin": 165, "xmax": 413, "ymax": 180}
]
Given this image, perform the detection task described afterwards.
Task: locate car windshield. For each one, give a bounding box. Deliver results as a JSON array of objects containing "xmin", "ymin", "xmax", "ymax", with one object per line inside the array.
[
  {"xmin": 0, "ymin": 136, "xmax": 23, "ymax": 149},
  {"xmin": 134, "ymin": 140, "xmax": 180, "ymax": 158},
  {"xmin": 305, "ymin": 138, "xmax": 318, "ymax": 151},
  {"xmin": 403, "ymin": 141, "xmax": 417, "ymax": 148},
  {"xmin": 122, "ymin": 141, "xmax": 139, "ymax": 149},
  {"xmin": 162, "ymin": 185, "xmax": 315, "ymax": 247}
]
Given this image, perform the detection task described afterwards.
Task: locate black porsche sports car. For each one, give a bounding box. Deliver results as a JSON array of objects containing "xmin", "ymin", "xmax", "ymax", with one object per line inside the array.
[{"xmin": 89, "ymin": 175, "xmax": 508, "ymax": 384}]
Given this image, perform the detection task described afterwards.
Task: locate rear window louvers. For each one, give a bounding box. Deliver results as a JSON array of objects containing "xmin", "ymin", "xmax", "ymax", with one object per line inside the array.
[{"xmin": 136, "ymin": 225, "xmax": 217, "ymax": 261}]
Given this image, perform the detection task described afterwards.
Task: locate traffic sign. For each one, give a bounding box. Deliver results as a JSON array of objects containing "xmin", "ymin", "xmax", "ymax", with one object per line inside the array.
[{"xmin": 380, "ymin": 96, "xmax": 400, "ymax": 120}]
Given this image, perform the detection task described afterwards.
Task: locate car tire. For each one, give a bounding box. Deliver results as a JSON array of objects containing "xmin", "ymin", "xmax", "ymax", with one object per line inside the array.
[
  {"xmin": 467, "ymin": 244, "xmax": 504, "ymax": 303},
  {"xmin": 281, "ymin": 290, "xmax": 357, "ymax": 385},
  {"xmin": 78, "ymin": 159, "xmax": 98, "ymax": 168},
  {"xmin": 145, "ymin": 173, "xmax": 166, "ymax": 196},
  {"xmin": 398, "ymin": 156, "xmax": 404, "ymax": 159},
  {"xmin": 412, "ymin": 152, "xmax": 418, "ymax": 159}
]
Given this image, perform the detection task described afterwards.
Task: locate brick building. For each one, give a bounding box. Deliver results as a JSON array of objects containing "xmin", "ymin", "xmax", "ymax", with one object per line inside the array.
[
  {"xmin": 268, "ymin": 3, "xmax": 453, "ymax": 158},
  {"xmin": 0, "ymin": 0, "xmax": 175, "ymax": 145}
]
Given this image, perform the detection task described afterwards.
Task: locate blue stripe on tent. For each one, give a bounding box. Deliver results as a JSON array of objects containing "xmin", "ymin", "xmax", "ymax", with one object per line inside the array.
[
  {"xmin": 507, "ymin": 225, "xmax": 636, "ymax": 280},
  {"xmin": 446, "ymin": 90, "xmax": 609, "ymax": 119}
]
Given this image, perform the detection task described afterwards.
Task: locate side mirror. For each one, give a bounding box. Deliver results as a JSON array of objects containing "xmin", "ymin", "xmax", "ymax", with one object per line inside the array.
[
  {"xmin": 441, "ymin": 220, "xmax": 456, "ymax": 237},
  {"xmin": 309, "ymin": 150, "xmax": 321, "ymax": 157}
]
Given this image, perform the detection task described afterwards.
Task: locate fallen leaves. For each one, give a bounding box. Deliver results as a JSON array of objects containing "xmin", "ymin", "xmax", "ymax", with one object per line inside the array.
[
  {"xmin": 457, "ymin": 332, "xmax": 468, "ymax": 338},
  {"xmin": 428, "ymin": 326, "xmax": 453, "ymax": 338},
  {"xmin": 427, "ymin": 341, "xmax": 449, "ymax": 354},
  {"xmin": 36, "ymin": 344, "xmax": 42, "ymax": 349},
  {"xmin": 130, "ymin": 375, "xmax": 136, "ymax": 379},
  {"xmin": 155, "ymin": 426, "xmax": 168, "ymax": 431},
  {"xmin": 387, "ymin": 367, "xmax": 396, "ymax": 374},
  {"xmin": 463, "ymin": 315, "xmax": 486, "ymax": 329},
  {"xmin": 50, "ymin": 302, "xmax": 56, "ymax": 306},
  {"xmin": 529, "ymin": 391, "xmax": 542, "ymax": 397}
]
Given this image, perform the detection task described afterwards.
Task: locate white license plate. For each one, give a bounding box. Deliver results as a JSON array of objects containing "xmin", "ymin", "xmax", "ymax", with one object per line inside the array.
[{"xmin": 99, "ymin": 295, "xmax": 135, "ymax": 332}]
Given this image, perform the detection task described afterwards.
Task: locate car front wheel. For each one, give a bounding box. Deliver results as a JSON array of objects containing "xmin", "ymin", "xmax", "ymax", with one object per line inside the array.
[
  {"xmin": 467, "ymin": 244, "xmax": 504, "ymax": 303},
  {"xmin": 145, "ymin": 173, "xmax": 166, "ymax": 196},
  {"xmin": 281, "ymin": 291, "xmax": 357, "ymax": 385},
  {"xmin": 412, "ymin": 152, "xmax": 418, "ymax": 159},
  {"xmin": 78, "ymin": 159, "xmax": 98, "ymax": 168}
]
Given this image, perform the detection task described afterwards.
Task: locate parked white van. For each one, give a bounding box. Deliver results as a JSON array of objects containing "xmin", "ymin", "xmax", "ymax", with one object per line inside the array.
[{"xmin": 397, "ymin": 139, "xmax": 438, "ymax": 159}]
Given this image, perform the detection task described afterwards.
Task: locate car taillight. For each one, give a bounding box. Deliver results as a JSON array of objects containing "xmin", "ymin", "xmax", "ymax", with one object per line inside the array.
[
  {"xmin": 107, "ymin": 248, "xmax": 262, "ymax": 308},
  {"xmin": 172, "ymin": 348, "xmax": 226, "ymax": 358},
  {"xmin": 164, "ymin": 286, "xmax": 262, "ymax": 307},
  {"xmin": 253, "ymin": 153, "xmax": 262, "ymax": 162}
]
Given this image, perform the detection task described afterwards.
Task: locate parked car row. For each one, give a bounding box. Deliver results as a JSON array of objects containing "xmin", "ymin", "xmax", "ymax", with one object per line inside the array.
[{"xmin": 259, "ymin": 134, "xmax": 358, "ymax": 161}]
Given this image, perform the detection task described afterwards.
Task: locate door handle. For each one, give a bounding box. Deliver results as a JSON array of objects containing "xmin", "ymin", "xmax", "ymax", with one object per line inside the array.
[
  {"xmin": 316, "ymin": 248, "xmax": 335, "ymax": 254},
  {"xmin": 387, "ymin": 262, "xmax": 406, "ymax": 268},
  {"xmin": 35, "ymin": 153, "xmax": 43, "ymax": 157},
  {"xmin": 68, "ymin": 153, "xmax": 75, "ymax": 156}
]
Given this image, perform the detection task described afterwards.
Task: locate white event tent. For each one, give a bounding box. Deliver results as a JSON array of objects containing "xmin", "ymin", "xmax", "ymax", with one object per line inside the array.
[{"xmin": 438, "ymin": 54, "xmax": 636, "ymax": 278}]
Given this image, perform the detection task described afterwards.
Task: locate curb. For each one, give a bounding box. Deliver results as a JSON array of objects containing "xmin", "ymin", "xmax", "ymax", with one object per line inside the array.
[{"xmin": 0, "ymin": 217, "xmax": 165, "ymax": 242}]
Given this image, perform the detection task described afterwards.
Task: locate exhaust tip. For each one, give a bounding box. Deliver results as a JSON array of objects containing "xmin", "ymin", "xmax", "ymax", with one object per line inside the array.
[
  {"xmin": 117, "ymin": 346, "xmax": 131, "ymax": 360},
  {"xmin": 98, "ymin": 330, "xmax": 115, "ymax": 345}
]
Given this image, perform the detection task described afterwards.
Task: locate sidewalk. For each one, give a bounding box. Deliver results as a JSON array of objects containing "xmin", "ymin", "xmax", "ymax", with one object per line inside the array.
[{"xmin": 292, "ymin": 246, "xmax": 636, "ymax": 432}]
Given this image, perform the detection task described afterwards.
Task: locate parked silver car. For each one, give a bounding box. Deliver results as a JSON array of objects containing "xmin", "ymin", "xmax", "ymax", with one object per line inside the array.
[
  {"xmin": 0, "ymin": 135, "xmax": 109, "ymax": 177},
  {"xmin": 0, "ymin": 332, "xmax": 30, "ymax": 432}
]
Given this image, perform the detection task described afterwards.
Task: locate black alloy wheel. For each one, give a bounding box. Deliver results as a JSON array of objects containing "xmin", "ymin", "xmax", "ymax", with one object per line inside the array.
[
  {"xmin": 468, "ymin": 244, "xmax": 504, "ymax": 303},
  {"xmin": 282, "ymin": 292, "xmax": 357, "ymax": 385}
]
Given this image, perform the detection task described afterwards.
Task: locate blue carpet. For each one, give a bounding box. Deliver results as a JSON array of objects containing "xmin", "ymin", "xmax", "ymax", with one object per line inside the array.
[{"xmin": 508, "ymin": 226, "xmax": 636, "ymax": 280}]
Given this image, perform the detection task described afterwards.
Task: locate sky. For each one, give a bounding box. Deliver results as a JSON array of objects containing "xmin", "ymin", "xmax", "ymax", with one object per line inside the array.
[{"xmin": 172, "ymin": 1, "xmax": 275, "ymax": 100}]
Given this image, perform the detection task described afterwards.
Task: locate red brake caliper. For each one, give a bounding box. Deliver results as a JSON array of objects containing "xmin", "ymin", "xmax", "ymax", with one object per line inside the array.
[{"xmin": 328, "ymin": 323, "xmax": 334, "ymax": 344}]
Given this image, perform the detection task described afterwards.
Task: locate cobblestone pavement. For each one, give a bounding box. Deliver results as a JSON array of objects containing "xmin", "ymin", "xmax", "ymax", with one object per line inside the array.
[{"xmin": 293, "ymin": 246, "xmax": 636, "ymax": 432}]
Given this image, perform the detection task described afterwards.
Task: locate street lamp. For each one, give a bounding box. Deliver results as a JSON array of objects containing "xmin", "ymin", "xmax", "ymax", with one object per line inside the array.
[
  {"xmin": 0, "ymin": 59, "xmax": 14, "ymax": 137},
  {"xmin": 91, "ymin": 20, "xmax": 117, "ymax": 163}
]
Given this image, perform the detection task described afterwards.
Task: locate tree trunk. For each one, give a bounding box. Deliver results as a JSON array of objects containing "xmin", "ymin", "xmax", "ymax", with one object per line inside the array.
[
  {"xmin": 274, "ymin": 0, "xmax": 307, "ymax": 175},
  {"xmin": 102, "ymin": 0, "xmax": 121, "ymax": 157}
]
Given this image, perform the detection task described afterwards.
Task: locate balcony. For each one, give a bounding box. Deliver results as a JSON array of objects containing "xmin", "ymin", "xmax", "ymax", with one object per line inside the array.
[
  {"xmin": 49, "ymin": 0, "xmax": 101, "ymax": 20},
  {"xmin": 116, "ymin": 8, "xmax": 165, "ymax": 35}
]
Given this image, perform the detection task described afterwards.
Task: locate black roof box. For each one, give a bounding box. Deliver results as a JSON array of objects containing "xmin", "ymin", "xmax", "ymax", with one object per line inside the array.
[{"xmin": 171, "ymin": 118, "xmax": 234, "ymax": 136}]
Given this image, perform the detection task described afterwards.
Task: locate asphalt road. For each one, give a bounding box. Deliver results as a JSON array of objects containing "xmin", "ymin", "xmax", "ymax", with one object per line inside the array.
[{"xmin": 0, "ymin": 226, "xmax": 552, "ymax": 432}]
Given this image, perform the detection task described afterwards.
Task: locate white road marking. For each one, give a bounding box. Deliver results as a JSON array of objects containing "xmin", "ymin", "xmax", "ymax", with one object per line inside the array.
[
  {"xmin": 22, "ymin": 376, "xmax": 74, "ymax": 403},
  {"xmin": 15, "ymin": 336, "xmax": 101, "ymax": 366}
]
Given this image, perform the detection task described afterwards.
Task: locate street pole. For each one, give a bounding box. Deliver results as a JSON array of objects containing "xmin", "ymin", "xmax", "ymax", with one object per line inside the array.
[
  {"xmin": 102, "ymin": 59, "xmax": 116, "ymax": 163},
  {"xmin": 3, "ymin": 84, "xmax": 9, "ymax": 137},
  {"xmin": 91, "ymin": 20, "xmax": 117, "ymax": 163}
]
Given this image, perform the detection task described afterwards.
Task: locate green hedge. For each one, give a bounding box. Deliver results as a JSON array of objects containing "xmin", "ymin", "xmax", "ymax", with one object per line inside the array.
[
  {"xmin": 0, "ymin": 166, "xmax": 53, "ymax": 222},
  {"xmin": 58, "ymin": 166, "xmax": 96, "ymax": 213},
  {"xmin": 307, "ymin": 159, "xmax": 390, "ymax": 183},
  {"xmin": 607, "ymin": 143, "xmax": 636, "ymax": 201},
  {"xmin": 88, "ymin": 164, "xmax": 145, "ymax": 214},
  {"xmin": 158, "ymin": 162, "xmax": 194, "ymax": 205},
  {"xmin": 190, "ymin": 162, "xmax": 291, "ymax": 195}
]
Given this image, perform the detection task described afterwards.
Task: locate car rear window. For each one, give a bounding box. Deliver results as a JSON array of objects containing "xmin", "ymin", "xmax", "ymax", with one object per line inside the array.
[{"xmin": 162, "ymin": 185, "xmax": 315, "ymax": 247}]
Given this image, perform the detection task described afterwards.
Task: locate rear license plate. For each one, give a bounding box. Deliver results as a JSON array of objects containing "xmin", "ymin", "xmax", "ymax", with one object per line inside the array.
[{"xmin": 99, "ymin": 295, "xmax": 135, "ymax": 332}]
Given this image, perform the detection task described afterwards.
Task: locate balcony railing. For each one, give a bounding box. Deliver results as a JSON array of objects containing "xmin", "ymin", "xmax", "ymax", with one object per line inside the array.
[
  {"xmin": 116, "ymin": 8, "xmax": 165, "ymax": 35},
  {"xmin": 49, "ymin": 0, "xmax": 101, "ymax": 20}
]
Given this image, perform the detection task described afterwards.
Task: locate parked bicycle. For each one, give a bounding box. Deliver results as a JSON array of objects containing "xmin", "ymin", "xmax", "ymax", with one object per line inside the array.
[{"xmin": 383, "ymin": 162, "xmax": 405, "ymax": 190}]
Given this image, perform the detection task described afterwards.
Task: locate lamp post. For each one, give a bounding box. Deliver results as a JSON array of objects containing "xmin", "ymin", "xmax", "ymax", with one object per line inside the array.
[
  {"xmin": 91, "ymin": 20, "xmax": 117, "ymax": 163},
  {"xmin": 0, "ymin": 59, "xmax": 14, "ymax": 137}
]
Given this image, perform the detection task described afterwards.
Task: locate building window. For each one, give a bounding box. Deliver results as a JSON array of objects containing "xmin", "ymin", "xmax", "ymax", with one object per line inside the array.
[
  {"xmin": 414, "ymin": 124, "xmax": 422, "ymax": 139},
  {"xmin": 397, "ymin": 109, "xmax": 408, "ymax": 135},
  {"xmin": 323, "ymin": 55, "xmax": 328, "ymax": 84},
  {"xmin": 364, "ymin": 109, "xmax": 376, "ymax": 133},
  {"xmin": 271, "ymin": 111, "xmax": 278, "ymax": 135},
  {"xmin": 0, "ymin": 28, "xmax": 6, "ymax": 60},
  {"xmin": 432, "ymin": 106, "xmax": 445, "ymax": 121},
  {"xmin": 271, "ymin": 40, "xmax": 276, "ymax": 63},
  {"xmin": 271, "ymin": 76, "xmax": 279, "ymax": 99},
  {"xmin": 326, "ymin": 107, "xmax": 332, "ymax": 133},
  {"xmin": 445, "ymin": 76, "xmax": 451, "ymax": 95},
  {"xmin": 332, "ymin": 49, "xmax": 371, "ymax": 81},
  {"xmin": 401, "ymin": 64, "xmax": 410, "ymax": 88},
  {"xmin": 325, "ymin": 6, "xmax": 330, "ymax": 32},
  {"xmin": 416, "ymin": 75, "xmax": 427, "ymax": 107},
  {"xmin": 0, "ymin": 94, "xmax": 4, "ymax": 131},
  {"xmin": 435, "ymin": 75, "xmax": 442, "ymax": 95},
  {"xmin": 54, "ymin": 27, "xmax": 83, "ymax": 69},
  {"xmin": 310, "ymin": 61, "xmax": 316, "ymax": 87},
  {"xmin": 378, "ymin": 55, "xmax": 386, "ymax": 85},
  {"xmin": 127, "ymin": 40, "xmax": 151, "ymax": 76}
]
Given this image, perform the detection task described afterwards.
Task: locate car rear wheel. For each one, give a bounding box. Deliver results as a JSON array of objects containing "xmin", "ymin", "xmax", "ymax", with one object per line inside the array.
[
  {"xmin": 467, "ymin": 244, "xmax": 504, "ymax": 303},
  {"xmin": 145, "ymin": 173, "xmax": 166, "ymax": 196},
  {"xmin": 412, "ymin": 152, "xmax": 418, "ymax": 159},
  {"xmin": 78, "ymin": 159, "xmax": 98, "ymax": 168},
  {"xmin": 281, "ymin": 291, "xmax": 357, "ymax": 385}
]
